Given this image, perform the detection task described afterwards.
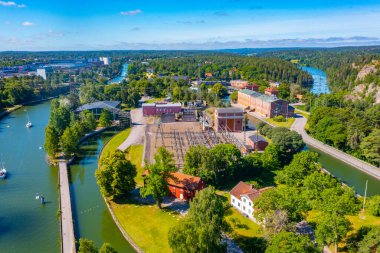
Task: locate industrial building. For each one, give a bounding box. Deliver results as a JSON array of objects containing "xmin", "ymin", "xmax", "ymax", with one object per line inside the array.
[{"xmin": 214, "ymin": 107, "xmax": 244, "ymax": 132}]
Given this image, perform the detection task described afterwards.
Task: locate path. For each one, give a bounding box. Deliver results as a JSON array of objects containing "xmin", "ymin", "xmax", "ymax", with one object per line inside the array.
[
  {"xmin": 58, "ymin": 161, "xmax": 76, "ymax": 253},
  {"xmin": 118, "ymin": 108, "xmax": 146, "ymax": 151},
  {"xmin": 291, "ymin": 115, "xmax": 380, "ymax": 180}
]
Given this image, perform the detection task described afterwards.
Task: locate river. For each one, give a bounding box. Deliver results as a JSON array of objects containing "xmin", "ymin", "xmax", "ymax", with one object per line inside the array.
[
  {"xmin": 0, "ymin": 102, "xmax": 135, "ymax": 252},
  {"xmin": 301, "ymin": 66, "xmax": 331, "ymax": 95},
  {"xmin": 108, "ymin": 63, "xmax": 129, "ymax": 84}
]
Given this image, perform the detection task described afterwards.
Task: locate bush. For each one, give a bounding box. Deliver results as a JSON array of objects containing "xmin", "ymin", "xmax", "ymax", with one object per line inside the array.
[
  {"xmin": 273, "ymin": 115, "xmax": 286, "ymax": 122},
  {"xmin": 260, "ymin": 124, "xmax": 273, "ymax": 136},
  {"xmin": 366, "ymin": 196, "xmax": 380, "ymax": 216}
]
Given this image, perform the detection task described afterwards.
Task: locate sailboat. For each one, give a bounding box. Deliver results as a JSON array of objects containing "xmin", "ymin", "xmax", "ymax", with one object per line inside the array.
[
  {"xmin": 0, "ymin": 159, "xmax": 7, "ymax": 179},
  {"xmin": 26, "ymin": 111, "xmax": 32, "ymax": 128}
]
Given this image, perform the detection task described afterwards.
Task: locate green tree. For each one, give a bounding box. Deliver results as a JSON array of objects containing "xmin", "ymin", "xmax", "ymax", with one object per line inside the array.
[
  {"xmin": 315, "ymin": 212, "xmax": 351, "ymax": 253},
  {"xmin": 96, "ymin": 150, "xmax": 137, "ymax": 198},
  {"xmin": 80, "ymin": 111, "xmax": 97, "ymax": 132},
  {"xmin": 357, "ymin": 226, "xmax": 380, "ymax": 253},
  {"xmin": 140, "ymin": 147, "xmax": 176, "ymax": 208},
  {"xmin": 168, "ymin": 187, "xmax": 226, "ymax": 253},
  {"xmin": 60, "ymin": 126, "xmax": 79, "ymax": 156},
  {"xmin": 183, "ymin": 145, "xmax": 209, "ymax": 176},
  {"xmin": 99, "ymin": 243, "xmax": 117, "ymax": 253},
  {"xmin": 360, "ymin": 129, "xmax": 380, "ymax": 166},
  {"xmin": 230, "ymin": 90, "xmax": 238, "ymax": 103},
  {"xmin": 78, "ymin": 238, "xmax": 97, "ymax": 253},
  {"xmin": 366, "ymin": 196, "xmax": 380, "ymax": 217},
  {"xmin": 260, "ymin": 144, "xmax": 281, "ymax": 170},
  {"xmin": 44, "ymin": 125, "xmax": 59, "ymax": 157},
  {"xmin": 99, "ymin": 109, "xmax": 113, "ymax": 127},
  {"xmin": 275, "ymin": 151, "xmax": 320, "ymax": 187},
  {"xmin": 265, "ymin": 231, "xmax": 319, "ymax": 253}
]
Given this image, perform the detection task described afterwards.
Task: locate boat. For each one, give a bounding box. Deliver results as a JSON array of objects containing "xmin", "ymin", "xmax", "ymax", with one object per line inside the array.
[
  {"xmin": 0, "ymin": 160, "xmax": 6, "ymax": 179},
  {"xmin": 25, "ymin": 111, "xmax": 32, "ymax": 128}
]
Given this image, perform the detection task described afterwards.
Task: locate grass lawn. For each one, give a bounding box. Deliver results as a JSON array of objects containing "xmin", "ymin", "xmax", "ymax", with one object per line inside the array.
[
  {"xmin": 125, "ymin": 145, "xmax": 145, "ymax": 186},
  {"xmin": 109, "ymin": 199, "xmax": 180, "ymax": 253},
  {"xmin": 101, "ymin": 128, "xmax": 131, "ymax": 158},
  {"xmin": 266, "ymin": 117, "xmax": 295, "ymax": 128},
  {"xmin": 294, "ymin": 104, "xmax": 307, "ymax": 111}
]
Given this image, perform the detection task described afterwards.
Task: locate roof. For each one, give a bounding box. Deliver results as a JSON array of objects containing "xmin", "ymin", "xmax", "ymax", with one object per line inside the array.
[
  {"xmin": 142, "ymin": 103, "xmax": 156, "ymax": 107},
  {"xmin": 265, "ymin": 87, "xmax": 278, "ymax": 92},
  {"xmin": 248, "ymin": 135, "xmax": 268, "ymax": 143},
  {"xmin": 75, "ymin": 101, "xmax": 121, "ymax": 112},
  {"xmin": 215, "ymin": 107, "xmax": 244, "ymax": 114},
  {"xmin": 156, "ymin": 102, "xmax": 181, "ymax": 108},
  {"xmin": 167, "ymin": 172, "xmax": 203, "ymax": 191},
  {"xmin": 230, "ymin": 181, "xmax": 272, "ymax": 202},
  {"xmin": 239, "ymin": 89, "xmax": 280, "ymax": 102}
]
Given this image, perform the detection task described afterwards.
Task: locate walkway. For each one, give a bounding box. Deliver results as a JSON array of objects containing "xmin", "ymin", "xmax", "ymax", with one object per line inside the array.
[
  {"xmin": 118, "ymin": 108, "xmax": 146, "ymax": 151},
  {"xmin": 291, "ymin": 115, "xmax": 380, "ymax": 180},
  {"xmin": 59, "ymin": 161, "xmax": 76, "ymax": 253}
]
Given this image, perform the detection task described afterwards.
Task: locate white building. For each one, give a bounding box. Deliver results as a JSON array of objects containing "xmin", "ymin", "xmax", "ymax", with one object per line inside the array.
[
  {"xmin": 230, "ymin": 181, "xmax": 271, "ymax": 220},
  {"xmin": 36, "ymin": 67, "xmax": 53, "ymax": 80},
  {"xmin": 99, "ymin": 57, "xmax": 112, "ymax": 65}
]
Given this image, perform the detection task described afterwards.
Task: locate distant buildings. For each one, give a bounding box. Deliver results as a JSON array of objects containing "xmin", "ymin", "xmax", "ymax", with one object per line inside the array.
[
  {"xmin": 230, "ymin": 181, "xmax": 272, "ymax": 220},
  {"xmin": 214, "ymin": 107, "xmax": 244, "ymax": 132},
  {"xmin": 230, "ymin": 80, "xmax": 249, "ymax": 89},
  {"xmin": 205, "ymin": 72, "xmax": 213, "ymax": 78},
  {"xmin": 142, "ymin": 102, "xmax": 182, "ymax": 116},
  {"xmin": 264, "ymin": 87, "xmax": 278, "ymax": 96},
  {"xmin": 237, "ymin": 89, "xmax": 294, "ymax": 118},
  {"xmin": 99, "ymin": 57, "xmax": 112, "ymax": 65},
  {"xmin": 36, "ymin": 67, "xmax": 53, "ymax": 80}
]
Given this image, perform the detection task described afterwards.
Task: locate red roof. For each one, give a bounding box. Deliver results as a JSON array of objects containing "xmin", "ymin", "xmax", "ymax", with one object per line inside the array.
[
  {"xmin": 167, "ymin": 172, "xmax": 203, "ymax": 191},
  {"xmin": 265, "ymin": 87, "xmax": 277, "ymax": 92},
  {"xmin": 230, "ymin": 181, "xmax": 272, "ymax": 202}
]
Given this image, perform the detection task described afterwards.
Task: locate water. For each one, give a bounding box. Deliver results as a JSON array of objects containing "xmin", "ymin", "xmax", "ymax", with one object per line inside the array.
[
  {"xmin": 69, "ymin": 132, "xmax": 135, "ymax": 252},
  {"xmin": 0, "ymin": 102, "xmax": 60, "ymax": 253},
  {"xmin": 108, "ymin": 63, "xmax": 129, "ymax": 84},
  {"xmin": 302, "ymin": 66, "xmax": 331, "ymax": 95}
]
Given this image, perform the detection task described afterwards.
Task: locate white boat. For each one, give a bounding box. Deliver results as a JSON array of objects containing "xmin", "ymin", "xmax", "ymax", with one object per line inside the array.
[
  {"xmin": 26, "ymin": 111, "xmax": 32, "ymax": 128},
  {"xmin": 0, "ymin": 160, "xmax": 6, "ymax": 179},
  {"xmin": 0, "ymin": 168, "xmax": 6, "ymax": 179}
]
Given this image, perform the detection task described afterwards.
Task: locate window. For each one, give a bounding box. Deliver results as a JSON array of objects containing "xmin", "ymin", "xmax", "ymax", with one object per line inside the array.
[
  {"xmin": 243, "ymin": 206, "xmax": 246, "ymax": 211},
  {"xmin": 243, "ymin": 198, "xmax": 246, "ymax": 203},
  {"xmin": 232, "ymin": 198, "xmax": 235, "ymax": 203},
  {"xmin": 238, "ymin": 203, "xmax": 240, "ymax": 207}
]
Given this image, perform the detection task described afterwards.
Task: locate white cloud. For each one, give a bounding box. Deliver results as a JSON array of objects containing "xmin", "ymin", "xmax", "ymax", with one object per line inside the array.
[
  {"xmin": 0, "ymin": 1, "xmax": 26, "ymax": 7},
  {"xmin": 22, "ymin": 21, "xmax": 34, "ymax": 26},
  {"xmin": 120, "ymin": 9, "xmax": 142, "ymax": 16}
]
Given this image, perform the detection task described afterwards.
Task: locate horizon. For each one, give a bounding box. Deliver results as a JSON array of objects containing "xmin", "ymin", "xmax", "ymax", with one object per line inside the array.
[{"xmin": 1, "ymin": 0, "xmax": 380, "ymax": 50}]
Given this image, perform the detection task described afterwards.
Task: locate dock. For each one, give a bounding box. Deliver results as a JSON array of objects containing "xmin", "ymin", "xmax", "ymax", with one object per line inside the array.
[{"xmin": 59, "ymin": 161, "xmax": 76, "ymax": 253}]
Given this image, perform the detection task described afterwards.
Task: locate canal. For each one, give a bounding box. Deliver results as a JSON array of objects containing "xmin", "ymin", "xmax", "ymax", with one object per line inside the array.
[{"xmin": 69, "ymin": 132, "xmax": 135, "ymax": 252}]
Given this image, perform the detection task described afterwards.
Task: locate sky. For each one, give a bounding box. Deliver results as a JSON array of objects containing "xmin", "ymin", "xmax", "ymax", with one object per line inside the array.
[{"xmin": 1, "ymin": 0, "xmax": 380, "ymax": 51}]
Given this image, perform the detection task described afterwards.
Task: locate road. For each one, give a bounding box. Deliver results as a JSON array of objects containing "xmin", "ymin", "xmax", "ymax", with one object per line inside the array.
[
  {"xmin": 58, "ymin": 161, "xmax": 76, "ymax": 253},
  {"xmin": 118, "ymin": 108, "xmax": 146, "ymax": 151},
  {"xmin": 291, "ymin": 115, "xmax": 380, "ymax": 180}
]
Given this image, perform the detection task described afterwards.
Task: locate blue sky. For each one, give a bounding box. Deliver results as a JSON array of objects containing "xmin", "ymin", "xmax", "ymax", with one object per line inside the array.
[{"xmin": 1, "ymin": 0, "xmax": 380, "ymax": 50}]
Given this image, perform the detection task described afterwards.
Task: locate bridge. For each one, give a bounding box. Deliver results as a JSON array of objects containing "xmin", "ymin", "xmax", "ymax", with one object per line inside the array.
[{"xmin": 59, "ymin": 161, "xmax": 76, "ymax": 253}]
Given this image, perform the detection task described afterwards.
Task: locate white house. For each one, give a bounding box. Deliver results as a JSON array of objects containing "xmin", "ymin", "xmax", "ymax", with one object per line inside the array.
[{"xmin": 230, "ymin": 181, "xmax": 271, "ymax": 220}]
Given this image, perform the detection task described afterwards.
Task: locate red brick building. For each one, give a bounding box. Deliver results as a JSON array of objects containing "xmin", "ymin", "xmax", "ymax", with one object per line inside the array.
[
  {"xmin": 247, "ymin": 135, "xmax": 268, "ymax": 151},
  {"xmin": 214, "ymin": 107, "xmax": 244, "ymax": 132},
  {"xmin": 142, "ymin": 102, "xmax": 182, "ymax": 116},
  {"xmin": 167, "ymin": 172, "xmax": 205, "ymax": 201},
  {"xmin": 237, "ymin": 89, "xmax": 294, "ymax": 118}
]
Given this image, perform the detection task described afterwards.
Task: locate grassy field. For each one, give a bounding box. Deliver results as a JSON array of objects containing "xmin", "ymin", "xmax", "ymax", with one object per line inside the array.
[
  {"xmin": 294, "ymin": 104, "xmax": 307, "ymax": 111},
  {"xmin": 125, "ymin": 144, "xmax": 145, "ymax": 186},
  {"xmin": 110, "ymin": 200, "xmax": 180, "ymax": 253},
  {"xmin": 266, "ymin": 117, "xmax": 295, "ymax": 128},
  {"xmin": 100, "ymin": 128, "xmax": 132, "ymax": 158}
]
